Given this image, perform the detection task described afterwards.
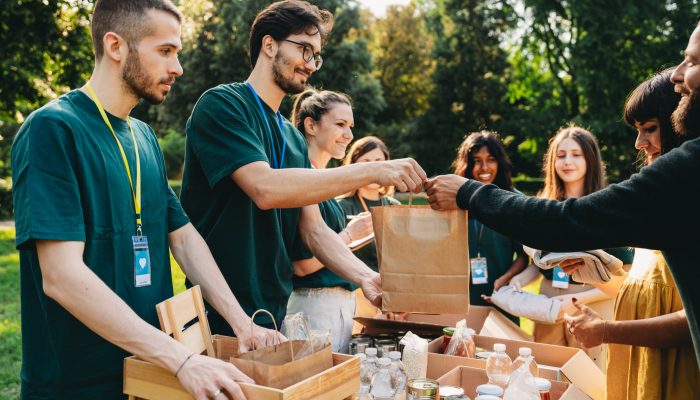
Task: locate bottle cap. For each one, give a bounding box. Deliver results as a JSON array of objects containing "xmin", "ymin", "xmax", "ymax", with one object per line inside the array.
[
  {"xmin": 365, "ymin": 347, "xmax": 377, "ymax": 356},
  {"xmin": 534, "ymin": 377, "xmax": 552, "ymax": 391},
  {"xmin": 476, "ymin": 383, "xmax": 504, "ymax": 396},
  {"xmin": 378, "ymin": 357, "xmax": 391, "ymax": 366},
  {"xmin": 388, "ymin": 351, "xmax": 401, "ymax": 360},
  {"xmin": 356, "ymin": 353, "xmax": 366, "ymax": 361},
  {"xmin": 493, "ymin": 343, "xmax": 506, "ymax": 352},
  {"xmin": 519, "ymin": 347, "xmax": 532, "ymax": 356}
]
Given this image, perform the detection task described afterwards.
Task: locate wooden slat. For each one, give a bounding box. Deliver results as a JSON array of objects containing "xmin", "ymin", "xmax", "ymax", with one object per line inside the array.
[
  {"xmin": 179, "ymin": 324, "xmax": 207, "ymax": 356},
  {"xmin": 156, "ymin": 289, "xmax": 197, "ymax": 335},
  {"xmin": 213, "ymin": 335, "xmax": 240, "ymax": 360},
  {"xmin": 191, "ymin": 285, "xmax": 215, "ymax": 356},
  {"xmin": 281, "ymin": 354, "xmax": 359, "ymax": 400}
]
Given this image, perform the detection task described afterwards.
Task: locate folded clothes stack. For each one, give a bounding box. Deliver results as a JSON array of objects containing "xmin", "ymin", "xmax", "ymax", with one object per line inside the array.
[{"xmin": 523, "ymin": 246, "xmax": 625, "ymax": 284}]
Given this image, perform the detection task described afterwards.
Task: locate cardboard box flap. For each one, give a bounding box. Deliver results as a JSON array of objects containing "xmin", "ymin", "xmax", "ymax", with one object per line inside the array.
[
  {"xmin": 437, "ymin": 365, "xmax": 590, "ymax": 400},
  {"xmin": 480, "ymin": 310, "xmax": 533, "ymax": 342},
  {"xmin": 560, "ymin": 350, "xmax": 605, "ymax": 400}
]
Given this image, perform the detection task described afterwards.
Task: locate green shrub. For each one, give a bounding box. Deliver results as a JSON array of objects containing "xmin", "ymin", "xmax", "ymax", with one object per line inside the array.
[
  {"xmin": 159, "ymin": 130, "xmax": 186, "ymax": 180},
  {"xmin": 0, "ymin": 178, "xmax": 12, "ymax": 220}
]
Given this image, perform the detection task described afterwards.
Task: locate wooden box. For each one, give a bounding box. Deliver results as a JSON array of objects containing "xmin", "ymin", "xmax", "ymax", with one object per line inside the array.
[{"xmin": 123, "ymin": 335, "xmax": 360, "ymax": 400}]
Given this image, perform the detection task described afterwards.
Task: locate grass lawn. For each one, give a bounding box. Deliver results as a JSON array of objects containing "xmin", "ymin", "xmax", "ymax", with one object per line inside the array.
[{"xmin": 0, "ymin": 227, "xmax": 20, "ymax": 400}]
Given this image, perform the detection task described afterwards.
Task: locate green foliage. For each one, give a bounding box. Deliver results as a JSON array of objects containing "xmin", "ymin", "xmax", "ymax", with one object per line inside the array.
[
  {"xmin": 159, "ymin": 130, "xmax": 186, "ymax": 180},
  {"xmin": 0, "ymin": 228, "xmax": 20, "ymax": 399}
]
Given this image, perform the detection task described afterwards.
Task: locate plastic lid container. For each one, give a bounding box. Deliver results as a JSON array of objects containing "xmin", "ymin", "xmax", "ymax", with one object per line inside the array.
[
  {"xmin": 443, "ymin": 327, "xmax": 456, "ymax": 336},
  {"xmin": 378, "ymin": 357, "xmax": 391, "ymax": 367},
  {"xmin": 365, "ymin": 347, "xmax": 377, "ymax": 356},
  {"xmin": 534, "ymin": 377, "xmax": 552, "ymax": 391},
  {"xmin": 493, "ymin": 343, "xmax": 506, "ymax": 352},
  {"xmin": 475, "ymin": 396, "xmax": 502, "ymax": 400},
  {"xmin": 356, "ymin": 353, "xmax": 367, "ymax": 361},
  {"xmin": 388, "ymin": 351, "xmax": 401, "ymax": 360},
  {"xmin": 518, "ymin": 347, "xmax": 532, "ymax": 356},
  {"xmin": 476, "ymin": 383, "xmax": 504, "ymax": 396}
]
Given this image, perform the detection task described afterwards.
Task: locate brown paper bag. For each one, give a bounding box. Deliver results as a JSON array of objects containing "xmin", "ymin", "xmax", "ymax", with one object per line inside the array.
[
  {"xmin": 230, "ymin": 340, "xmax": 333, "ymax": 389},
  {"xmin": 372, "ymin": 205, "xmax": 470, "ymax": 314}
]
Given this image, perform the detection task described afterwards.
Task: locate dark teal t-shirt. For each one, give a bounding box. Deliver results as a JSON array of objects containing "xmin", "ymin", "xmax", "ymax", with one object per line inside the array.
[
  {"xmin": 181, "ymin": 83, "xmax": 310, "ymax": 328},
  {"xmin": 291, "ymin": 198, "xmax": 356, "ymax": 291},
  {"xmin": 11, "ymin": 90, "xmax": 189, "ymax": 400},
  {"xmin": 337, "ymin": 194, "xmax": 401, "ymax": 272}
]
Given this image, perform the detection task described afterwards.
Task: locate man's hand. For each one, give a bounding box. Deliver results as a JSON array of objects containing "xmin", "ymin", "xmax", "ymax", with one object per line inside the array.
[
  {"xmin": 425, "ymin": 175, "xmax": 469, "ymax": 210},
  {"xmin": 558, "ymin": 258, "xmax": 585, "ymax": 275},
  {"xmin": 177, "ymin": 354, "xmax": 253, "ymax": 400},
  {"xmin": 564, "ymin": 299, "xmax": 606, "ymax": 348},
  {"xmin": 236, "ymin": 322, "xmax": 286, "ymax": 353},
  {"xmin": 360, "ymin": 272, "xmax": 383, "ymax": 308},
  {"xmin": 374, "ymin": 158, "xmax": 427, "ymax": 193}
]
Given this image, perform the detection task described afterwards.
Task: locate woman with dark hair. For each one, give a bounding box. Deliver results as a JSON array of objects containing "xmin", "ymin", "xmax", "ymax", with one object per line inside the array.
[
  {"xmin": 509, "ymin": 126, "xmax": 633, "ymax": 365},
  {"xmin": 453, "ymin": 131, "xmax": 527, "ymax": 324},
  {"xmin": 286, "ymin": 88, "xmax": 372, "ymax": 353},
  {"xmin": 565, "ymin": 70, "xmax": 700, "ymax": 399}
]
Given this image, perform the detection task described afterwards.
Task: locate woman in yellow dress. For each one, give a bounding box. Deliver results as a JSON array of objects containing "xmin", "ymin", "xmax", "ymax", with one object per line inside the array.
[{"xmin": 565, "ymin": 69, "xmax": 700, "ymax": 399}]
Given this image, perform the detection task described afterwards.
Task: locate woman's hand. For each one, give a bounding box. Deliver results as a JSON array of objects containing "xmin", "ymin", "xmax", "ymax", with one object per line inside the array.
[
  {"xmin": 558, "ymin": 258, "xmax": 585, "ymax": 275},
  {"xmin": 344, "ymin": 212, "xmax": 373, "ymax": 242},
  {"xmin": 564, "ymin": 299, "xmax": 606, "ymax": 348},
  {"xmin": 551, "ymin": 294, "xmax": 578, "ymax": 321}
]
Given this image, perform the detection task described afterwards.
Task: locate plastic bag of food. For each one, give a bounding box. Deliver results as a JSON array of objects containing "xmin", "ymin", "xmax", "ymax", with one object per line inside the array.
[
  {"xmin": 444, "ymin": 320, "xmax": 476, "ymax": 357},
  {"xmin": 280, "ymin": 312, "xmax": 310, "ymax": 341},
  {"xmin": 399, "ymin": 331, "xmax": 429, "ymax": 379},
  {"xmin": 296, "ymin": 329, "xmax": 332, "ymax": 359}
]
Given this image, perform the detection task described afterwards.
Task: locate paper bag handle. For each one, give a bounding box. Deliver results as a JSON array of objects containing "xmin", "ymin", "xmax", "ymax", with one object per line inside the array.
[
  {"xmin": 250, "ymin": 309, "xmax": 282, "ymax": 360},
  {"xmin": 408, "ymin": 193, "xmax": 414, "ymax": 207}
]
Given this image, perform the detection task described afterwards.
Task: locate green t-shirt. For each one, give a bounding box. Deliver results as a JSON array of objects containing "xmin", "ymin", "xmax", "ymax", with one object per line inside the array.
[
  {"xmin": 181, "ymin": 83, "xmax": 310, "ymax": 328},
  {"xmin": 337, "ymin": 194, "xmax": 401, "ymax": 272},
  {"xmin": 291, "ymin": 198, "xmax": 356, "ymax": 291},
  {"xmin": 468, "ymin": 218, "xmax": 521, "ymax": 306},
  {"xmin": 12, "ymin": 90, "xmax": 189, "ymax": 399}
]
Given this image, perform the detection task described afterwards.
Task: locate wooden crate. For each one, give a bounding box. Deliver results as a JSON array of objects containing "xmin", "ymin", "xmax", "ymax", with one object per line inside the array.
[{"xmin": 123, "ymin": 335, "xmax": 360, "ymax": 400}]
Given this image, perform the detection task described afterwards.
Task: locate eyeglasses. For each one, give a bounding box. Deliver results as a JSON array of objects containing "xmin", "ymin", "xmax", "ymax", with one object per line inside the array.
[{"xmin": 283, "ymin": 39, "xmax": 323, "ymax": 70}]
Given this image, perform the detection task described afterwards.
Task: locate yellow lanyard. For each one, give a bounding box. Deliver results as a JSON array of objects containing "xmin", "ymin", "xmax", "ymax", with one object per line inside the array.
[{"xmin": 85, "ymin": 83, "xmax": 143, "ymax": 234}]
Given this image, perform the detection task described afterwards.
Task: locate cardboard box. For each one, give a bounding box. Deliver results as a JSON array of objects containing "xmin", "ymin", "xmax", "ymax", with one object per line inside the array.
[
  {"xmin": 355, "ymin": 305, "xmax": 532, "ymax": 342},
  {"xmin": 123, "ymin": 336, "xmax": 359, "ymax": 400},
  {"xmin": 437, "ymin": 365, "xmax": 590, "ymax": 400},
  {"xmin": 426, "ymin": 335, "xmax": 604, "ymax": 400}
]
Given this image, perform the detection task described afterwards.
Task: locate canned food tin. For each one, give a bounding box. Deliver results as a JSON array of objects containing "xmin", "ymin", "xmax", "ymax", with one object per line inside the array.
[
  {"xmin": 440, "ymin": 385, "xmax": 465, "ymax": 399},
  {"xmin": 407, "ymin": 378, "xmax": 439, "ymax": 400},
  {"xmin": 348, "ymin": 336, "xmax": 372, "ymax": 355}
]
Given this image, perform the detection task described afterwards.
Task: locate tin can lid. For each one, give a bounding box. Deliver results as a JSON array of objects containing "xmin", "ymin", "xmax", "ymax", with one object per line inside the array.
[
  {"xmin": 443, "ymin": 327, "xmax": 456, "ymax": 335},
  {"xmin": 440, "ymin": 385, "xmax": 465, "ymax": 397},
  {"xmin": 476, "ymin": 384, "xmax": 504, "ymax": 396},
  {"xmin": 534, "ymin": 377, "xmax": 552, "ymax": 391}
]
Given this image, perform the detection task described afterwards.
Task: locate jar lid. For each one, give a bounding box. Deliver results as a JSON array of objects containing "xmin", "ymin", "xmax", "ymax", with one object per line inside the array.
[
  {"xmin": 439, "ymin": 385, "xmax": 465, "ymax": 397},
  {"xmin": 443, "ymin": 327, "xmax": 456, "ymax": 335},
  {"xmin": 476, "ymin": 383, "xmax": 504, "ymax": 395},
  {"xmin": 534, "ymin": 377, "xmax": 552, "ymax": 391}
]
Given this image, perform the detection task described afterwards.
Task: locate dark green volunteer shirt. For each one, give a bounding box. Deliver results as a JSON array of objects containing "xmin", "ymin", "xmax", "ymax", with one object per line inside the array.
[
  {"xmin": 540, "ymin": 246, "xmax": 635, "ymax": 284},
  {"xmin": 337, "ymin": 194, "xmax": 400, "ymax": 272},
  {"xmin": 454, "ymin": 136, "xmax": 700, "ymax": 365},
  {"xmin": 11, "ymin": 90, "xmax": 189, "ymax": 400},
  {"xmin": 291, "ymin": 198, "xmax": 356, "ymax": 291},
  {"xmin": 181, "ymin": 83, "xmax": 310, "ymax": 328}
]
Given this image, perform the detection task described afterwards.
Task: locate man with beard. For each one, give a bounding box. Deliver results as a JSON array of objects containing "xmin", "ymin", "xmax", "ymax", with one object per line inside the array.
[
  {"xmin": 11, "ymin": 1, "xmax": 278, "ymax": 399},
  {"xmin": 181, "ymin": 0, "xmax": 427, "ymax": 333},
  {"xmin": 425, "ymin": 22, "xmax": 700, "ymax": 365}
]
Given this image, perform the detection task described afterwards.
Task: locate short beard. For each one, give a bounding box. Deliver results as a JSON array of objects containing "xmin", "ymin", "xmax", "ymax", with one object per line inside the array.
[
  {"xmin": 122, "ymin": 49, "xmax": 164, "ymax": 105},
  {"xmin": 672, "ymin": 89, "xmax": 700, "ymax": 138},
  {"xmin": 272, "ymin": 52, "xmax": 307, "ymax": 94}
]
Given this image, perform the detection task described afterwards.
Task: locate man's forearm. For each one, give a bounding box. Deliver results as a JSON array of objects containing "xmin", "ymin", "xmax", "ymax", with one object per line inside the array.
[
  {"xmin": 37, "ymin": 241, "xmax": 191, "ymax": 374},
  {"xmin": 169, "ymin": 224, "xmax": 251, "ymax": 334}
]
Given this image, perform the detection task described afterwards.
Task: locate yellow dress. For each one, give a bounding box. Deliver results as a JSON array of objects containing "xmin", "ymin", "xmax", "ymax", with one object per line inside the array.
[{"xmin": 606, "ymin": 249, "xmax": 700, "ymax": 399}]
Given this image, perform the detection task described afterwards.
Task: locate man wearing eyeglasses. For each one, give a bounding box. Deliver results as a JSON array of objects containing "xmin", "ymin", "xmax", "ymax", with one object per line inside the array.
[{"xmin": 180, "ymin": 0, "xmax": 427, "ymax": 334}]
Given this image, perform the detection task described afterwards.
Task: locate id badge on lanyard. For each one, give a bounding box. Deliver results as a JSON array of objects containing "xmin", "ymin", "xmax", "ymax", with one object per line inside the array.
[
  {"xmin": 470, "ymin": 220, "xmax": 488, "ymax": 284},
  {"xmin": 470, "ymin": 256, "xmax": 488, "ymax": 284},
  {"xmin": 552, "ymin": 266, "xmax": 570, "ymax": 289},
  {"xmin": 133, "ymin": 235, "xmax": 151, "ymax": 287}
]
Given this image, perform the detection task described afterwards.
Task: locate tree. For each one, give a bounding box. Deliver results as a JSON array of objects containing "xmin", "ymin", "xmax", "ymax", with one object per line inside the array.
[{"xmin": 413, "ymin": 0, "xmax": 517, "ymax": 175}]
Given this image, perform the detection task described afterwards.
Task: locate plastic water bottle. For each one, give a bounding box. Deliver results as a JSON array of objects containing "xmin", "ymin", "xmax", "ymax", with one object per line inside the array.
[
  {"xmin": 512, "ymin": 347, "xmax": 539, "ymax": 377},
  {"xmin": 365, "ymin": 347, "xmax": 378, "ymax": 380},
  {"xmin": 486, "ymin": 343, "xmax": 512, "ymax": 388},
  {"xmin": 388, "ymin": 350, "xmax": 407, "ymax": 396},
  {"xmin": 356, "ymin": 353, "xmax": 371, "ymax": 398},
  {"xmin": 370, "ymin": 357, "xmax": 395, "ymax": 400}
]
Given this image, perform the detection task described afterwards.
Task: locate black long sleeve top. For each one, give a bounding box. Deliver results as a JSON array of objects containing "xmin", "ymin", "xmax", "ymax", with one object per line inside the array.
[{"xmin": 456, "ymin": 136, "xmax": 700, "ymax": 364}]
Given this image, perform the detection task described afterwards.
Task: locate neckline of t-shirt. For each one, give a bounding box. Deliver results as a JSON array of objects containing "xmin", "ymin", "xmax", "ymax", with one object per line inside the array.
[{"xmin": 72, "ymin": 89, "xmax": 131, "ymax": 130}]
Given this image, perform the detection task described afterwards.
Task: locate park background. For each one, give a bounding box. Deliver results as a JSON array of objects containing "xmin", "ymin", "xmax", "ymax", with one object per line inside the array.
[{"xmin": 1, "ymin": 0, "xmax": 700, "ymax": 398}]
